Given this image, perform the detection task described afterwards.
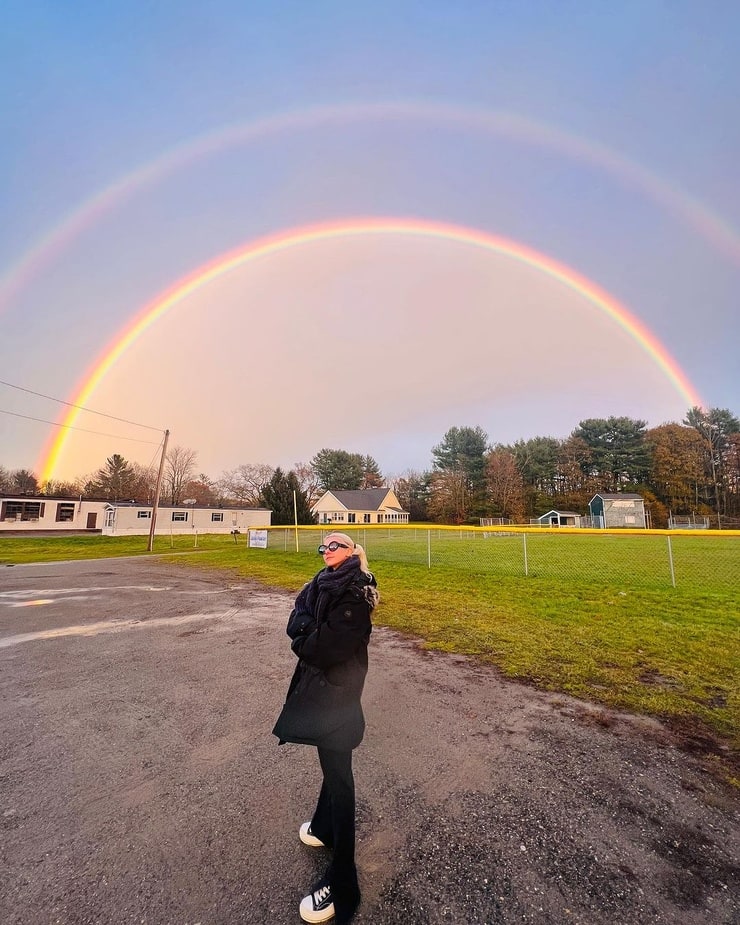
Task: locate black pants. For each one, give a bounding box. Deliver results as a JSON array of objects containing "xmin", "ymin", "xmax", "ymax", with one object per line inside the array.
[{"xmin": 310, "ymin": 747, "xmax": 360, "ymax": 923}]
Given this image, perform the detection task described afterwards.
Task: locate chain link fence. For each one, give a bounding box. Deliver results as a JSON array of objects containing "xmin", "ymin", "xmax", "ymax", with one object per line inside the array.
[{"xmin": 255, "ymin": 524, "xmax": 739, "ymax": 593}]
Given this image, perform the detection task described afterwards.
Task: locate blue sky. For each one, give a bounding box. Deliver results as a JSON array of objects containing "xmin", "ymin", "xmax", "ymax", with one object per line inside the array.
[{"xmin": 1, "ymin": 1, "xmax": 739, "ymax": 480}]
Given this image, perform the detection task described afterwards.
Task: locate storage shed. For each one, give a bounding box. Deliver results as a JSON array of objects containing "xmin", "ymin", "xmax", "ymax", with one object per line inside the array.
[
  {"xmin": 534, "ymin": 510, "xmax": 583, "ymax": 527},
  {"xmin": 588, "ymin": 493, "xmax": 646, "ymax": 528}
]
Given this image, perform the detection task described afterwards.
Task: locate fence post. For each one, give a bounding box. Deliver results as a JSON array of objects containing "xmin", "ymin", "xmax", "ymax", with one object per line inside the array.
[
  {"xmin": 667, "ymin": 536, "xmax": 676, "ymax": 588},
  {"xmin": 427, "ymin": 530, "xmax": 431, "ymax": 569},
  {"xmin": 522, "ymin": 532, "xmax": 529, "ymax": 577}
]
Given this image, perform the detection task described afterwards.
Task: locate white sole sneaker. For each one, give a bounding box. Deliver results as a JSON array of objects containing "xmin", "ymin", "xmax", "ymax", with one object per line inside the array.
[
  {"xmin": 299, "ymin": 885, "xmax": 335, "ymax": 922},
  {"xmin": 299, "ymin": 822, "xmax": 325, "ymax": 847}
]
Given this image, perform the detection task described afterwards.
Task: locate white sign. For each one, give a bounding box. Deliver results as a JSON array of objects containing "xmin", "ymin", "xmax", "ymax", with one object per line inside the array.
[{"xmin": 248, "ymin": 529, "xmax": 268, "ymax": 548}]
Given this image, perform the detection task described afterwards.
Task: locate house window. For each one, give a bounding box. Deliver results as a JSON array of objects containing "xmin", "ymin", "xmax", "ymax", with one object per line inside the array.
[
  {"xmin": 377, "ymin": 514, "xmax": 383, "ymax": 523},
  {"xmin": 172, "ymin": 511, "xmax": 188, "ymax": 522},
  {"xmin": 625, "ymin": 515, "xmax": 636, "ymax": 525},
  {"xmin": 2, "ymin": 501, "xmax": 44, "ymax": 521},
  {"xmin": 347, "ymin": 513, "xmax": 356, "ymax": 524},
  {"xmin": 211, "ymin": 512, "xmax": 224, "ymax": 522},
  {"xmin": 137, "ymin": 510, "xmax": 152, "ymax": 519},
  {"xmin": 56, "ymin": 503, "xmax": 75, "ymax": 522},
  {"xmin": 363, "ymin": 513, "xmax": 370, "ymax": 523}
]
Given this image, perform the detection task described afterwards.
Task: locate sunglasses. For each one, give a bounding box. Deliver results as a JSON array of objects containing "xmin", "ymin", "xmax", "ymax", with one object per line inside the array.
[{"xmin": 318, "ymin": 541, "xmax": 351, "ymax": 554}]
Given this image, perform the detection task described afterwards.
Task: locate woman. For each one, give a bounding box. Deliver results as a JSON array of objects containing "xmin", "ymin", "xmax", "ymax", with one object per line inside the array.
[{"xmin": 273, "ymin": 532, "xmax": 379, "ymax": 924}]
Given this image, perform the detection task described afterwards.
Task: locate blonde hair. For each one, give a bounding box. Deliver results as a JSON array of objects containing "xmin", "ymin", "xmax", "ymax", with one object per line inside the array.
[
  {"xmin": 353, "ymin": 542, "xmax": 370, "ymax": 575},
  {"xmin": 324, "ymin": 532, "xmax": 371, "ymax": 575}
]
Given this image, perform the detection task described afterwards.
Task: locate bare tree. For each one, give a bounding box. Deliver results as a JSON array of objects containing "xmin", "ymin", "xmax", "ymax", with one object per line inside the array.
[
  {"xmin": 292, "ymin": 461, "xmax": 322, "ymax": 506},
  {"xmin": 387, "ymin": 469, "xmax": 430, "ymax": 521},
  {"xmin": 164, "ymin": 446, "xmax": 198, "ymax": 505},
  {"xmin": 427, "ymin": 469, "xmax": 468, "ymax": 524},
  {"xmin": 485, "ymin": 448, "xmax": 525, "ymax": 522},
  {"xmin": 218, "ymin": 463, "xmax": 274, "ymax": 506},
  {"xmin": 182, "ymin": 474, "xmax": 218, "ymax": 505},
  {"xmin": 40, "ymin": 478, "xmax": 84, "ymax": 497},
  {"xmin": 129, "ymin": 461, "xmax": 157, "ymax": 503}
]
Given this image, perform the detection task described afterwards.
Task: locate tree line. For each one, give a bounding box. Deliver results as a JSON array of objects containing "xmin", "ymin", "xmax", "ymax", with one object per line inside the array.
[{"xmin": 2, "ymin": 406, "xmax": 738, "ymax": 527}]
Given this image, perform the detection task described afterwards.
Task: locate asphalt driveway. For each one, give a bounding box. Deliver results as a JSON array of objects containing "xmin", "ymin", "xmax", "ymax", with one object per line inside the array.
[{"xmin": 0, "ymin": 557, "xmax": 737, "ymax": 924}]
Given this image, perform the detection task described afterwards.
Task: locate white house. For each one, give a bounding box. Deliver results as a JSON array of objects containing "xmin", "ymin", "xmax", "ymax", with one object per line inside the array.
[
  {"xmin": 311, "ymin": 488, "xmax": 409, "ymax": 525},
  {"xmin": 0, "ymin": 495, "xmax": 271, "ymax": 535}
]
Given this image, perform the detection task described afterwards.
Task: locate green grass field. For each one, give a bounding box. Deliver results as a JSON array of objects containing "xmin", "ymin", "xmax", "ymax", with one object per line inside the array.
[{"xmin": 1, "ymin": 530, "xmax": 738, "ymax": 770}]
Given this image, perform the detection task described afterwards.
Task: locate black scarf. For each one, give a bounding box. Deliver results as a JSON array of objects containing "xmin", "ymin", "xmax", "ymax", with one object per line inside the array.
[{"xmin": 295, "ymin": 555, "xmax": 364, "ymax": 622}]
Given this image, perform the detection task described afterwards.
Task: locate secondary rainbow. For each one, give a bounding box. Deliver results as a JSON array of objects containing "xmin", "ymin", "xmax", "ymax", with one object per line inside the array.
[
  {"xmin": 39, "ymin": 217, "xmax": 703, "ymax": 481},
  {"xmin": 4, "ymin": 100, "xmax": 740, "ymax": 315}
]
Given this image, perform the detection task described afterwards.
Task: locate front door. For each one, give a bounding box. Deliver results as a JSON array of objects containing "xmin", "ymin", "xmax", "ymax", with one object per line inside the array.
[{"xmin": 86, "ymin": 513, "xmax": 97, "ymax": 529}]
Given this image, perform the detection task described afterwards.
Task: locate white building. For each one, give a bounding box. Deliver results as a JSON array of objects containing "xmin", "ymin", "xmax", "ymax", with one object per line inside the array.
[
  {"xmin": 101, "ymin": 502, "xmax": 271, "ymax": 535},
  {"xmin": 311, "ymin": 488, "xmax": 409, "ymax": 525},
  {"xmin": 0, "ymin": 496, "xmax": 106, "ymax": 531},
  {"xmin": 0, "ymin": 495, "xmax": 271, "ymax": 535}
]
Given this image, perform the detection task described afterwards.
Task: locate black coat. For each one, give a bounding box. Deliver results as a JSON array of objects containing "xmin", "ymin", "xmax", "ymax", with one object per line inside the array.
[{"xmin": 272, "ymin": 561, "xmax": 377, "ymax": 751}]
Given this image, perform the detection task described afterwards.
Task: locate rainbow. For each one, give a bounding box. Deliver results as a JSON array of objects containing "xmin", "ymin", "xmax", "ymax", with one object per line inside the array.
[
  {"xmin": 39, "ymin": 217, "xmax": 703, "ymax": 481},
  {"xmin": 4, "ymin": 100, "xmax": 740, "ymax": 314}
]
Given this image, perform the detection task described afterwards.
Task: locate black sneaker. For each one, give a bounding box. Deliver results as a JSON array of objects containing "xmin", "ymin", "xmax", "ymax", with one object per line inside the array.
[
  {"xmin": 299, "ymin": 877, "xmax": 335, "ymax": 923},
  {"xmin": 299, "ymin": 821, "xmax": 325, "ymax": 847}
]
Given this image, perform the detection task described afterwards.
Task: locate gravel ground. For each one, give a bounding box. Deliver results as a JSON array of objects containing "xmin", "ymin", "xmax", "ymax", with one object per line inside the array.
[{"xmin": 0, "ymin": 557, "xmax": 737, "ymax": 925}]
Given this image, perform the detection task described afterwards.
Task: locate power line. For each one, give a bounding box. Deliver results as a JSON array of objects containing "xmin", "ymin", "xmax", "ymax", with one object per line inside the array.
[
  {"xmin": 0, "ymin": 408, "xmax": 161, "ymax": 445},
  {"xmin": 142, "ymin": 435, "xmax": 168, "ymax": 476},
  {"xmin": 0, "ymin": 378, "xmax": 163, "ymax": 432}
]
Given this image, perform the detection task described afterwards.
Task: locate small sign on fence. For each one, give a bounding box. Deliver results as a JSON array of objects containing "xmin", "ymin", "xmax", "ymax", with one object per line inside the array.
[{"xmin": 248, "ymin": 529, "xmax": 268, "ymax": 549}]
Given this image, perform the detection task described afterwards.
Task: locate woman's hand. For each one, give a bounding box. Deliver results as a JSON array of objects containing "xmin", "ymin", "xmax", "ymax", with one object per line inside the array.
[{"xmin": 286, "ymin": 607, "xmax": 316, "ymax": 640}]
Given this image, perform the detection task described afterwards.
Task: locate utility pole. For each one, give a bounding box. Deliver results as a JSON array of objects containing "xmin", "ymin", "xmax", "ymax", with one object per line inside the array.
[{"xmin": 148, "ymin": 429, "xmax": 170, "ymax": 552}]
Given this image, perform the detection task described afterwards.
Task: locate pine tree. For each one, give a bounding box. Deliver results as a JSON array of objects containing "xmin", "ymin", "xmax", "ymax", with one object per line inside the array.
[{"xmin": 260, "ymin": 468, "xmax": 314, "ymax": 524}]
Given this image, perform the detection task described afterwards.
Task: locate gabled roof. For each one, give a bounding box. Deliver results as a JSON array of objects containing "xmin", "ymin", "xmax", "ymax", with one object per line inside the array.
[
  {"xmin": 321, "ymin": 488, "xmax": 392, "ymax": 511},
  {"xmin": 538, "ymin": 510, "xmax": 581, "ymax": 517},
  {"xmin": 591, "ymin": 493, "xmax": 643, "ymax": 501}
]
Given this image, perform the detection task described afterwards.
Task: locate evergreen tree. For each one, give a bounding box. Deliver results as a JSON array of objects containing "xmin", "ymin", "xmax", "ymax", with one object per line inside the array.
[
  {"xmin": 430, "ymin": 426, "xmax": 488, "ymax": 519},
  {"xmin": 311, "ymin": 449, "xmax": 364, "ymax": 491},
  {"xmin": 355, "ymin": 454, "xmax": 384, "ymax": 488},
  {"xmin": 11, "ymin": 468, "xmax": 39, "ymax": 494},
  {"xmin": 572, "ymin": 417, "xmax": 650, "ymax": 490},
  {"xmin": 260, "ymin": 468, "xmax": 314, "ymax": 524},
  {"xmin": 94, "ymin": 454, "xmax": 135, "ymax": 501}
]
